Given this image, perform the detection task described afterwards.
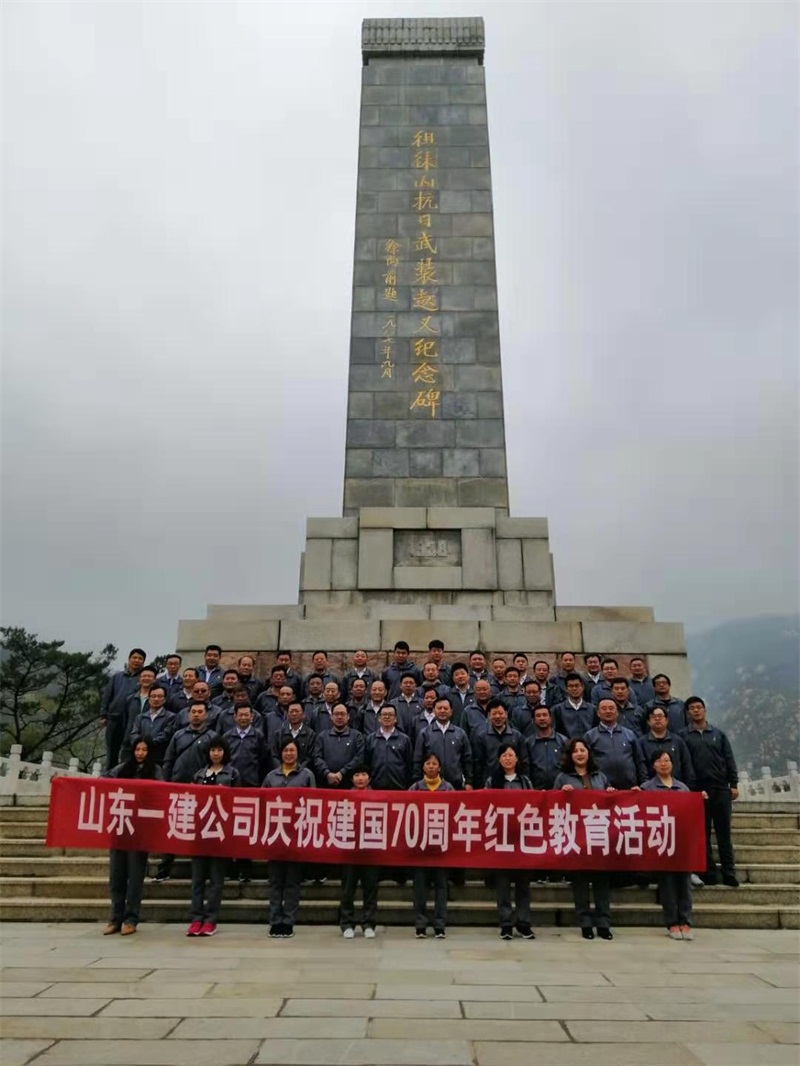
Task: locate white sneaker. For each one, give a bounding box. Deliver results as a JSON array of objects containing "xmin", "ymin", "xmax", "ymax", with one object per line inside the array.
[
  {"xmin": 342, "ymin": 927, "xmax": 356, "ymax": 939},
  {"xmin": 690, "ymin": 874, "xmax": 704, "ymax": 888},
  {"xmin": 363, "ymin": 927, "xmax": 376, "ymax": 939}
]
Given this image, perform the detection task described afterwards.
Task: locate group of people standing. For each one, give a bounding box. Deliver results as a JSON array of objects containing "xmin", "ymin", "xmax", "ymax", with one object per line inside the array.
[{"xmin": 100, "ymin": 642, "xmax": 739, "ymax": 943}]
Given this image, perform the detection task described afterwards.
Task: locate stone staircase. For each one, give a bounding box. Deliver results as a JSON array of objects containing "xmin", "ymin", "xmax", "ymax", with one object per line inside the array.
[{"xmin": 1, "ymin": 802, "xmax": 798, "ymax": 929}]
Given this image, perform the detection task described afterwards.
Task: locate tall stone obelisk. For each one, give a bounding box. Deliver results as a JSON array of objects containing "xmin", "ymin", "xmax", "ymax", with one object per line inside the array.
[
  {"xmin": 175, "ymin": 17, "xmax": 690, "ymax": 698},
  {"xmin": 346, "ymin": 18, "xmax": 507, "ymax": 515}
]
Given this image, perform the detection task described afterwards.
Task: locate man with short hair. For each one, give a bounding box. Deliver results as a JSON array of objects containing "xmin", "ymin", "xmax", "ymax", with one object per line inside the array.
[
  {"xmin": 408, "ymin": 686, "xmax": 439, "ymax": 747},
  {"xmin": 314, "ymin": 703, "xmax": 365, "ymax": 789},
  {"xmin": 237, "ymin": 655, "xmax": 264, "ymax": 702},
  {"xmin": 341, "ymin": 650, "xmax": 376, "ymax": 701},
  {"xmin": 549, "ymin": 652, "xmax": 579, "ymax": 702},
  {"xmin": 157, "ymin": 654, "xmax": 184, "ymax": 695},
  {"xmin": 382, "ymin": 641, "xmax": 421, "ymax": 700},
  {"xmin": 513, "ymin": 653, "xmax": 531, "ymax": 688},
  {"xmin": 464, "ymin": 678, "xmax": 494, "ymax": 737},
  {"xmin": 468, "ymin": 651, "xmax": 490, "ymax": 687},
  {"xmin": 637, "ymin": 706, "xmax": 694, "ymax": 788},
  {"xmin": 582, "ymin": 653, "xmax": 603, "ymax": 699},
  {"xmin": 646, "ymin": 674, "xmax": 687, "ymax": 733},
  {"xmin": 302, "ymin": 651, "xmax": 339, "ymax": 698},
  {"xmin": 590, "ymin": 658, "xmax": 623, "ymax": 706},
  {"xmin": 418, "ymin": 660, "xmax": 449, "ymax": 702},
  {"xmin": 225, "ymin": 703, "xmax": 270, "ymax": 882},
  {"xmin": 519, "ymin": 679, "xmax": 544, "ymax": 735},
  {"xmin": 275, "ymin": 651, "xmax": 302, "ymax": 698},
  {"xmin": 346, "ymin": 677, "xmax": 368, "ymax": 731},
  {"xmin": 127, "ymin": 684, "xmax": 175, "ymax": 765},
  {"xmin": 263, "ymin": 684, "xmax": 297, "ymax": 747},
  {"xmin": 585, "ymin": 699, "xmax": 646, "ymax": 789},
  {"xmin": 309, "ymin": 681, "xmax": 343, "ymax": 734},
  {"xmin": 302, "ymin": 674, "xmax": 326, "ymax": 721},
  {"xmin": 196, "ymin": 644, "xmax": 224, "ymax": 697},
  {"xmin": 490, "ymin": 657, "xmax": 507, "ymax": 694},
  {"xmin": 121, "ymin": 664, "xmax": 158, "ymax": 748},
  {"xmin": 216, "ymin": 686, "xmax": 264, "ymax": 737},
  {"xmin": 446, "ymin": 662, "xmax": 474, "ymax": 727},
  {"xmin": 526, "ymin": 706, "xmax": 568, "ymax": 790},
  {"xmin": 391, "ymin": 673, "xmax": 423, "ymax": 734},
  {"xmin": 552, "ymin": 673, "xmax": 595, "ymax": 739},
  {"xmin": 413, "ymin": 696, "xmax": 472, "ymax": 789},
  {"xmin": 255, "ymin": 667, "xmax": 289, "ymax": 717},
  {"xmin": 681, "ymin": 697, "xmax": 739, "ymax": 887},
  {"xmin": 100, "ymin": 648, "xmax": 146, "ymax": 770},
  {"xmin": 271, "ymin": 700, "xmax": 317, "ymax": 767},
  {"xmin": 532, "ymin": 661, "xmax": 555, "ymax": 706},
  {"xmin": 427, "ymin": 640, "xmax": 451, "ymax": 686},
  {"xmin": 175, "ymin": 681, "xmax": 216, "ymax": 729},
  {"xmin": 499, "ymin": 666, "xmax": 527, "ymax": 726},
  {"xmin": 629, "ymin": 657, "xmax": 655, "ymax": 707},
  {"xmin": 471, "ymin": 699, "xmax": 529, "ymax": 787},
  {"xmin": 361, "ymin": 679, "xmax": 390, "ymax": 735},
  {"xmin": 167, "ymin": 667, "xmax": 199, "ymax": 716},
  {"xmin": 365, "ymin": 705, "xmax": 413, "ymax": 790},
  {"xmin": 210, "ymin": 669, "xmax": 242, "ymax": 718},
  {"xmin": 610, "ymin": 678, "xmax": 644, "ymax": 735}
]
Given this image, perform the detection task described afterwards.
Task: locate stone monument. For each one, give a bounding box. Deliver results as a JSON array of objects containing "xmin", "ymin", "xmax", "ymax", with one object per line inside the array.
[{"xmin": 176, "ymin": 17, "xmax": 690, "ymax": 694}]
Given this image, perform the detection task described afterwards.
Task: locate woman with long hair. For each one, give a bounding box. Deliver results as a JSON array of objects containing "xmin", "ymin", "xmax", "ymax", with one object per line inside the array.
[
  {"xmin": 486, "ymin": 744, "xmax": 535, "ymax": 941},
  {"xmin": 554, "ymin": 737, "xmax": 615, "ymax": 940},
  {"xmin": 105, "ymin": 738, "xmax": 162, "ymax": 936}
]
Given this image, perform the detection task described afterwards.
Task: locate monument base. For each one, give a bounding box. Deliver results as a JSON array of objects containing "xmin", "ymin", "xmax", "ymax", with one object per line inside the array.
[{"xmin": 176, "ymin": 508, "xmax": 691, "ymax": 697}]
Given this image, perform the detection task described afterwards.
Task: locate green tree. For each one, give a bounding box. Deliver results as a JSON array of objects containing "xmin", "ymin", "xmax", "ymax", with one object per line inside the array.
[{"xmin": 0, "ymin": 626, "xmax": 117, "ymax": 766}]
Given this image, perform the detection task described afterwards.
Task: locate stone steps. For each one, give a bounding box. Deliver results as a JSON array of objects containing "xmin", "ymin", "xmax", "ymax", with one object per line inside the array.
[
  {"xmin": 1, "ymin": 874, "xmax": 798, "ymax": 909},
  {"xmin": 1, "ymin": 894, "xmax": 798, "ymax": 929}
]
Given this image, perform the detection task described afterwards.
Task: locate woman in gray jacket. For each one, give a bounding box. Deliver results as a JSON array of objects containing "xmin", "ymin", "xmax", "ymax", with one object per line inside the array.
[
  {"xmin": 263, "ymin": 738, "xmax": 315, "ymax": 938},
  {"xmin": 554, "ymin": 738, "xmax": 615, "ymax": 941},
  {"xmin": 486, "ymin": 743, "xmax": 535, "ymax": 941}
]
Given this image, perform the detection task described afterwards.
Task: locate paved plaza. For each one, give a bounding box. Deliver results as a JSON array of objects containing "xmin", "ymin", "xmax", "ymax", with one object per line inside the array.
[{"xmin": 0, "ymin": 923, "xmax": 798, "ymax": 1066}]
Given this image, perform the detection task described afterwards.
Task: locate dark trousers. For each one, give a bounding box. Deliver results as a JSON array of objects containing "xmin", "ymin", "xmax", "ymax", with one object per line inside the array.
[
  {"xmin": 105, "ymin": 718, "xmax": 127, "ymax": 771},
  {"xmin": 155, "ymin": 854, "xmax": 174, "ymax": 879},
  {"xmin": 704, "ymin": 789, "xmax": 736, "ymax": 877},
  {"xmin": 340, "ymin": 864, "xmax": 379, "ymax": 930},
  {"xmin": 658, "ymin": 873, "xmax": 693, "ymax": 927},
  {"xmin": 496, "ymin": 870, "xmax": 531, "ymax": 927},
  {"xmin": 109, "ymin": 849, "xmax": 148, "ymax": 926},
  {"xmin": 190, "ymin": 855, "xmax": 227, "ymax": 924},
  {"xmin": 269, "ymin": 860, "xmax": 302, "ymax": 927},
  {"xmin": 571, "ymin": 871, "xmax": 611, "ymax": 930},
  {"xmin": 413, "ymin": 867, "xmax": 448, "ymax": 932}
]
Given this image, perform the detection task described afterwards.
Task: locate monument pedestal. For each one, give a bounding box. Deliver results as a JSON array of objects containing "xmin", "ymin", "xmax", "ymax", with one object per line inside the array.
[{"xmin": 176, "ymin": 506, "xmax": 690, "ymax": 696}]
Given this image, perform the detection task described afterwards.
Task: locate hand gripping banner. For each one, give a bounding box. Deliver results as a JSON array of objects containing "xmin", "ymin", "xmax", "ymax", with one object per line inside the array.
[{"xmin": 46, "ymin": 777, "xmax": 705, "ymax": 871}]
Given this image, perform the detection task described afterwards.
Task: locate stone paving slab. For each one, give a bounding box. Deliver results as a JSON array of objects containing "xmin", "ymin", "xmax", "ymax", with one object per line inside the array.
[{"xmin": 0, "ymin": 924, "xmax": 797, "ymax": 1066}]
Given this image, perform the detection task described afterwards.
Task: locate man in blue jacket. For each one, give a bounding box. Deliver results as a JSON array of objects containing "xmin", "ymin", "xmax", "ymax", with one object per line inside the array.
[
  {"xmin": 585, "ymin": 699, "xmax": 646, "ymax": 789},
  {"xmin": 100, "ymin": 647, "xmax": 146, "ymax": 770}
]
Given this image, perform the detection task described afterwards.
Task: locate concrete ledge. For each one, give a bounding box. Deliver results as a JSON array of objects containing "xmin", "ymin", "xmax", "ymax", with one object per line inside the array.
[
  {"xmin": 177, "ymin": 619, "xmax": 281, "ymax": 651},
  {"xmin": 427, "ymin": 507, "xmax": 495, "ymax": 529},
  {"xmin": 206, "ymin": 605, "xmax": 302, "ymax": 621},
  {"xmin": 302, "ymin": 605, "xmax": 372, "ymax": 620},
  {"xmin": 393, "ymin": 566, "xmax": 463, "ymax": 589},
  {"xmin": 380, "ymin": 620, "xmax": 480, "ymax": 650},
  {"xmin": 580, "ymin": 622, "xmax": 686, "ymax": 655},
  {"xmin": 306, "ymin": 517, "xmax": 358, "ymax": 539},
  {"xmin": 279, "ymin": 619, "xmax": 380, "ymax": 652},
  {"xmin": 431, "ymin": 604, "xmax": 493, "ymax": 620},
  {"xmin": 367, "ymin": 603, "xmax": 431, "ymax": 620},
  {"xmin": 556, "ymin": 606, "xmax": 656, "ymax": 623},
  {"xmin": 478, "ymin": 621, "xmax": 583, "ymax": 652},
  {"xmin": 491, "ymin": 605, "xmax": 556, "ymax": 622},
  {"xmin": 496, "ymin": 517, "xmax": 549, "ymax": 538},
  {"xmin": 359, "ymin": 507, "xmax": 426, "ymax": 528},
  {"xmin": 648, "ymin": 654, "xmax": 693, "ymax": 699}
]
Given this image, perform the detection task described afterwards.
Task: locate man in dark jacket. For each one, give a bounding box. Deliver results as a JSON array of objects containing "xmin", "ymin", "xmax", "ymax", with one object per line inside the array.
[
  {"xmin": 471, "ymin": 699, "xmax": 529, "ymax": 787},
  {"xmin": 629, "ymin": 657, "xmax": 655, "ymax": 707},
  {"xmin": 382, "ymin": 642, "xmax": 421, "ymax": 700},
  {"xmin": 552, "ymin": 673, "xmax": 595, "ymax": 739},
  {"xmin": 681, "ymin": 696, "xmax": 739, "ymax": 887},
  {"xmin": 526, "ymin": 707, "xmax": 568, "ymax": 790},
  {"xmin": 126, "ymin": 684, "xmax": 175, "ymax": 765},
  {"xmin": 100, "ymin": 648, "xmax": 145, "ymax": 770},
  {"xmin": 340, "ymin": 649, "xmax": 376, "ymax": 701},
  {"xmin": 610, "ymin": 678, "xmax": 645, "ymax": 736},
  {"xmin": 365, "ymin": 705, "xmax": 412, "ymax": 790},
  {"xmin": 585, "ymin": 699, "xmax": 646, "ymax": 790},
  {"xmin": 166, "ymin": 668, "xmax": 199, "ymax": 717},
  {"xmin": 413, "ymin": 695, "xmax": 472, "ymax": 789},
  {"xmin": 224, "ymin": 703, "xmax": 271, "ymax": 884},
  {"xmin": 236, "ymin": 655, "xmax": 263, "ymax": 703},
  {"xmin": 196, "ymin": 644, "xmax": 224, "ymax": 698},
  {"xmin": 314, "ymin": 704, "xmax": 365, "ymax": 788},
  {"xmin": 270, "ymin": 700, "xmax": 317, "ymax": 768},
  {"xmin": 636, "ymin": 705, "xmax": 694, "ymax": 788},
  {"xmin": 646, "ymin": 674, "xmax": 687, "ymax": 734}
]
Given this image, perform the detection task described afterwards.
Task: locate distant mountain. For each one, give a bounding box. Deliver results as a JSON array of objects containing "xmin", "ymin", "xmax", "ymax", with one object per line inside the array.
[{"xmin": 687, "ymin": 615, "xmax": 800, "ymax": 774}]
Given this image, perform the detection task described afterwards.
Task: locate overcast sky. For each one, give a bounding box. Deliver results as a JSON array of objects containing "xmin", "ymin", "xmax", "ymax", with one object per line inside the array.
[{"xmin": 2, "ymin": 0, "xmax": 797, "ymax": 662}]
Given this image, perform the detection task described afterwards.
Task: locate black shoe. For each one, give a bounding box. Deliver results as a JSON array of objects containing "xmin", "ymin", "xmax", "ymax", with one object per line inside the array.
[
  {"xmin": 415, "ymin": 929, "xmax": 427, "ymax": 939},
  {"xmin": 701, "ymin": 872, "xmax": 719, "ymax": 886},
  {"xmin": 581, "ymin": 928, "xmax": 595, "ymax": 940},
  {"xmin": 597, "ymin": 928, "xmax": 613, "ymax": 940},
  {"xmin": 151, "ymin": 874, "xmax": 170, "ymax": 884},
  {"xmin": 282, "ymin": 925, "xmax": 294, "ymax": 938},
  {"xmin": 268, "ymin": 925, "xmax": 281, "ymax": 938},
  {"xmin": 434, "ymin": 929, "xmax": 446, "ymax": 939},
  {"xmin": 238, "ymin": 874, "xmax": 251, "ymax": 884},
  {"xmin": 516, "ymin": 923, "xmax": 535, "ymax": 940},
  {"xmin": 722, "ymin": 874, "xmax": 740, "ymax": 888},
  {"xmin": 500, "ymin": 925, "xmax": 513, "ymax": 940}
]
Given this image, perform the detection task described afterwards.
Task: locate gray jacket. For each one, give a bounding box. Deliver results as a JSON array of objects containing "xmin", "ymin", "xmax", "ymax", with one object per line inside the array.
[
  {"xmin": 263, "ymin": 765, "xmax": 316, "ymax": 788},
  {"xmin": 526, "ymin": 730, "xmax": 569, "ymax": 790},
  {"xmin": 365, "ymin": 729, "xmax": 413, "ymax": 790},
  {"xmin": 553, "ymin": 770, "xmax": 610, "ymax": 790},
  {"xmin": 413, "ymin": 722, "xmax": 472, "ymax": 788},
  {"xmin": 552, "ymin": 699, "xmax": 595, "ymax": 739},
  {"xmin": 471, "ymin": 724, "xmax": 529, "ymax": 787},
  {"xmin": 584, "ymin": 723, "xmax": 646, "ymax": 789},
  {"xmin": 314, "ymin": 726, "xmax": 366, "ymax": 787},
  {"xmin": 162, "ymin": 724, "xmax": 219, "ymax": 783},
  {"xmin": 224, "ymin": 727, "xmax": 272, "ymax": 788},
  {"xmin": 636, "ymin": 731, "xmax": 695, "ymax": 789},
  {"xmin": 101, "ymin": 669, "xmax": 141, "ymax": 721}
]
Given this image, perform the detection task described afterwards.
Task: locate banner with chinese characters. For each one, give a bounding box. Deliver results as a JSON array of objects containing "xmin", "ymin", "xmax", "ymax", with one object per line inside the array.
[{"xmin": 46, "ymin": 778, "xmax": 705, "ymax": 870}]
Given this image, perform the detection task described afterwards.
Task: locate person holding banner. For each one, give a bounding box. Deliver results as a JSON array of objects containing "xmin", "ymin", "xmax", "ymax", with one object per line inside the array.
[
  {"xmin": 105, "ymin": 737, "xmax": 162, "ymax": 936},
  {"xmin": 554, "ymin": 737, "xmax": 615, "ymax": 940},
  {"xmin": 643, "ymin": 750, "xmax": 695, "ymax": 940},
  {"xmin": 187, "ymin": 737, "xmax": 240, "ymax": 937},
  {"xmin": 487, "ymin": 743, "xmax": 535, "ymax": 941},
  {"xmin": 339, "ymin": 765, "xmax": 380, "ymax": 939},
  {"xmin": 263, "ymin": 738, "xmax": 315, "ymax": 938},
  {"xmin": 409, "ymin": 753, "xmax": 453, "ymax": 938}
]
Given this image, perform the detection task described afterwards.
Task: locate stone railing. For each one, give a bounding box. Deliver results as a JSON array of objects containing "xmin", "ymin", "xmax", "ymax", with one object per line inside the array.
[
  {"xmin": 738, "ymin": 762, "xmax": 800, "ymax": 802},
  {"xmin": 0, "ymin": 745, "xmax": 102, "ymax": 803}
]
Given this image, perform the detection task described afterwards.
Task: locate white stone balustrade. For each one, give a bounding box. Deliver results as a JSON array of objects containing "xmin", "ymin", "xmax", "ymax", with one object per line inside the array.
[
  {"xmin": 738, "ymin": 761, "xmax": 800, "ymax": 802},
  {"xmin": 0, "ymin": 744, "xmax": 101, "ymax": 804}
]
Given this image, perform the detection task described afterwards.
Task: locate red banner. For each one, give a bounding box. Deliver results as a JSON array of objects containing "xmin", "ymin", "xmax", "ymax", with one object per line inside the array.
[{"xmin": 46, "ymin": 777, "xmax": 705, "ymax": 870}]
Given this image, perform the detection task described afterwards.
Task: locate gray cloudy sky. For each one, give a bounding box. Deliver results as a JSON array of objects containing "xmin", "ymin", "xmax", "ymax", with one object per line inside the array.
[{"xmin": 2, "ymin": 0, "xmax": 797, "ymax": 662}]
